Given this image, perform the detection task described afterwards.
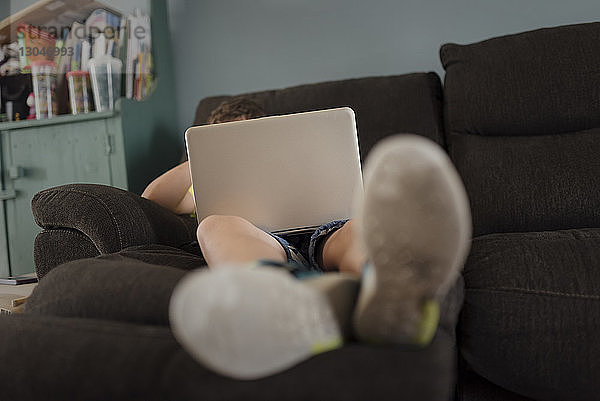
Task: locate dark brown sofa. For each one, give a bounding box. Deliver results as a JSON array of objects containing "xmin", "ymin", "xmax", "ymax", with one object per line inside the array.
[{"xmin": 0, "ymin": 21, "xmax": 598, "ymax": 401}]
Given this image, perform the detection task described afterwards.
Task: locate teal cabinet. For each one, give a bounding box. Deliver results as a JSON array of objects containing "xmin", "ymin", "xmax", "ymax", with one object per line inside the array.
[{"xmin": 0, "ymin": 111, "xmax": 128, "ymax": 276}]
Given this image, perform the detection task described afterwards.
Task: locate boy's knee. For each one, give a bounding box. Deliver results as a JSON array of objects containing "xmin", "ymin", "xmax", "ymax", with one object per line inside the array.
[{"xmin": 196, "ymin": 215, "xmax": 249, "ymax": 239}]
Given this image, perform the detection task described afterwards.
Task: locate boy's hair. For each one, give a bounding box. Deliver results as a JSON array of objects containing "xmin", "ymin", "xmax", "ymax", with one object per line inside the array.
[
  {"xmin": 180, "ymin": 97, "xmax": 266, "ymax": 162},
  {"xmin": 206, "ymin": 97, "xmax": 266, "ymax": 124}
]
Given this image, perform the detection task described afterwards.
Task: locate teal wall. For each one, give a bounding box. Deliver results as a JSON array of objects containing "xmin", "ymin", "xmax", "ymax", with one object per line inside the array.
[
  {"xmin": 166, "ymin": 0, "xmax": 600, "ymax": 136},
  {"xmin": 0, "ymin": 2, "xmax": 8, "ymax": 21}
]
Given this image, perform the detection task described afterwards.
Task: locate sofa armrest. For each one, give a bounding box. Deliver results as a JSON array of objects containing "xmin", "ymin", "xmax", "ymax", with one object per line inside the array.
[{"xmin": 32, "ymin": 183, "xmax": 198, "ymax": 255}]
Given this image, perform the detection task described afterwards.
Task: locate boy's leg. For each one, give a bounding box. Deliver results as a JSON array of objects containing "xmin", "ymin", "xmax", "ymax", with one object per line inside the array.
[
  {"xmin": 196, "ymin": 215, "xmax": 286, "ymax": 267},
  {"xmin": 320, "ymin": 219, "xmax": 365, "ymax": 275},
  {"xmin": 353, "ymin": 134, "xmax": 471, "ymax": 345},
  {"xmin": 312, "ymin": 134, "xmax": 471, "ymax": 345},
  {"xmin": 169, "ymin": 266, "xmax": 343, "ymax": 380},
  {"xmin": 171, "ymin": 134, "xmax": 471, "ymax": 379}
]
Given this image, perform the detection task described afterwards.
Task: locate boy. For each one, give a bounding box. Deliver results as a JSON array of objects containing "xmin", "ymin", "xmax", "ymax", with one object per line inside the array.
[
  {"xmin": 143, "ymin": 98, "xmax": 363, "ymax": 275},
  {"xmin": 143, "ymin": 98, "xmax": 471, "ymax": 379}
]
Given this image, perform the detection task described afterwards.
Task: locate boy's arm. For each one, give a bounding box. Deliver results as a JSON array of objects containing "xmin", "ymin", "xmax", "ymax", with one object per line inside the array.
[{"xmin": 142, "ymin": 161, "xmax": 195, "ymax": 215}]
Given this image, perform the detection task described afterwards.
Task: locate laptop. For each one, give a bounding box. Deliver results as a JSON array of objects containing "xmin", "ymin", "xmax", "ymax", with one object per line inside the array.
[{"xmin": 185, "ymin": 107, "xmax": 362, "ymax": 235}]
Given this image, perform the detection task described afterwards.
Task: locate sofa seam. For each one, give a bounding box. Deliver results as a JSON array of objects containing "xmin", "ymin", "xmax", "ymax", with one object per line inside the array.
[
  {"xmin": 425, "ymin": 71, "xmax": 446, "ymax": 148},
  {"xmin": 37, "ymin": 228, "xmax": 101, "ymax": 252},
  {"xmin": 466, "ymin": 287, "xmax": 600, "ymax": 300},
  {"xmin": 13, "ymin": 314, "xmax": 172, "ymax": 339}
]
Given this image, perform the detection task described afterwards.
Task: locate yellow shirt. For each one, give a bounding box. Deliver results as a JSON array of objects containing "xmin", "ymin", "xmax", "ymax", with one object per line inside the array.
[{"xmin": 188, "ymin": 185, "xmax": 196, "ymax": 217}]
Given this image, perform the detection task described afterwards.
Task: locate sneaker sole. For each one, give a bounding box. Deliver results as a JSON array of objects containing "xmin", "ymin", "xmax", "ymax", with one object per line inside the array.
[
  {"xmin": 169, "ymin": 266, "xmax": 342, "ymax": 380},
  {"xmin": 353, "ymin": 135, "xmax": 471, "ymax": 345}
]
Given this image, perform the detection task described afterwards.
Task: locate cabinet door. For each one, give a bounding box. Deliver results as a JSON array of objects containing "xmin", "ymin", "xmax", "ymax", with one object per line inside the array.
[
  {"xmin": 2, "ymin": 119, "xmax": 112, "ymax": 275},
  {"xmin": 0, "ymin": 197, "xmax": 8, "ymax": 277},
  {"xmin": 0, "ymin": 137, "xmax": 9, "ymax": 277}
]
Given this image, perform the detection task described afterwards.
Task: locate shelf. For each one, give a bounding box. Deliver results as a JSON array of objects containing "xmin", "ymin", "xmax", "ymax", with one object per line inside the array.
[{"xmin": 0, "ymin": 110, "xmax": 115, "ymax": 131}]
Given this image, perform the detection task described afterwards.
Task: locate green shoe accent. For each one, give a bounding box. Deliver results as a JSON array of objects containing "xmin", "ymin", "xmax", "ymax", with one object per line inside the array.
[
  {"xmin": 412, "ymin": 300, "xmax": 440, "ymax": 346},
  {"xmin": 311, "ymin": 337, "xmax": 343, "ymax": 355}
]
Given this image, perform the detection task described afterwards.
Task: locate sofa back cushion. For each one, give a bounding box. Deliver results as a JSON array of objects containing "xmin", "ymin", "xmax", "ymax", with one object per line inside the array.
[
  {"xmin": 441, "ymin": 22, "xmax": 600, "ymax": 236},
  {"xmin": 193, "ymin": 73, "xmax": 444, "ymax": 161}
]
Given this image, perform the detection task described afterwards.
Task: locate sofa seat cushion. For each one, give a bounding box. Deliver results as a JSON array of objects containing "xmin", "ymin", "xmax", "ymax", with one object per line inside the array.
[
  {"xmin": 447, "ymin": 129, "xmax": 600, "ymax": 236},
  {"xmin": 3, "ymin": 314, "xmax": 455, "ymax": 400},
  {"xmin": 459, "ymin": 229, "xmax": 600, "ymax": 401}
]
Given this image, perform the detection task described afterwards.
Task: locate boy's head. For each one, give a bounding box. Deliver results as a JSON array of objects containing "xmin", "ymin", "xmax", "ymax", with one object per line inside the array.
[
  {"xmin": 182, "ymin": 97, "xmax": 266, "ymax": 162},
  {"xmin": 207, "ymin": 97, "xmax": 266, "ymax": 124}
]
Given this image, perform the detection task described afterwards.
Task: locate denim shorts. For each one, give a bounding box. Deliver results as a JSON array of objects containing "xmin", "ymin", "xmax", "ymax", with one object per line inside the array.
[{"xmin": 267, "ymin": 219, "xmax": 349, "ymax": 275}]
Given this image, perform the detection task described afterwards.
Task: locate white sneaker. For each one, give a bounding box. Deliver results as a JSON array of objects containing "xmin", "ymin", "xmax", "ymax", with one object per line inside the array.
[
  {"xmin": 353, "ymin": 135, "xmax": 472, "ymax": 346},
  {"xmin": 169, "ymin": 265, "xmax": 343, "ymax": 380}
]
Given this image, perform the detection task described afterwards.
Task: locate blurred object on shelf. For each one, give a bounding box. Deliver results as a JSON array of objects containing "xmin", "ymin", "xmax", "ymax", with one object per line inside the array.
[
  {"xmin": 0, "ymin": 42, "xmax": 21, "ymax": 76},
  {"xmin": 89, "ymin": 55, "xmax": 121, "ymax": 111},
  {"xmin": 0, "ymin": 73, "xmax": 32, "ymax": 121},
  {"xmin": 26, "ymin": 92, "xmax": 36, "ymax": 119},
  {"xmin": 86, "ymin": 8, "xmax": 121, "ymax": 59},
  {"xmin": 16, "ymin": 23, "xmax": 56, "ymax": 70},
  {"xmin": 125, "ymin": 8, "xmax": 153, "ymax": 100},
  {"xmin": 4, "ymin": 101, "xmax": 12, "ymax": 121},
  {"xmin": 67, "ymin": 70, "xmax": 93, "ymax": 114},
  {"xmin": 30, "ymin": 60, "xmax": 57, "ymax": 119}
]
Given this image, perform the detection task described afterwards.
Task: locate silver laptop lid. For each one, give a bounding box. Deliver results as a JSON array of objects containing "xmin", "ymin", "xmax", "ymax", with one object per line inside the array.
[{"xmin": 185, "ymin": 107, "xmax": 362, "ymax": 234}]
